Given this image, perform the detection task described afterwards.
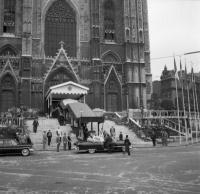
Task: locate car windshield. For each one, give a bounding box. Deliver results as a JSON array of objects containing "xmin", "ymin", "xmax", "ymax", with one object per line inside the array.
[{"xmin": 0, "ymin": 139, "xmax": 19, "ymax": 146}]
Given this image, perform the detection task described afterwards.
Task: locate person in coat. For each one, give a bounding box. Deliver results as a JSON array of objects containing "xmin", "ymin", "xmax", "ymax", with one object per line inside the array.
[
  {"xmin": 56, "ymin": 133, "xmax": 61, "ymax": 152},
  {"xmin": 151, "ymin": 130, "xmax": 157, "ymax": 147},
  {"xmin": 47, "ymin": 130, "xmax": 52, "ymax": 146},
  {"xmin": 33, "ymin": 118, "xmax": 39, "ymax": 133},
  {"xmin": 119, "ymin": 132, "xmax": 123, "ymax": 141},
  {"xmin": 124, "ymin": 135, "xmax": 131, "ymax": 156},
  {"xmin": 63, "ymin": 133, "xmax": 68, "ymax": 151},
  {"xmin": 67, "ymin": 134, "xmax": 72, "ymax": 150},
  {"xmin": 42, "ymin": 131, "xmax": 47, "ymax": 150}
]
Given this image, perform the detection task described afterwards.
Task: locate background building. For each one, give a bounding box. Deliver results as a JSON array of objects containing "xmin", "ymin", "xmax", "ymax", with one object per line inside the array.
[
  {"xmin": 151, "ymin": 65, "xmax": 200, "ymax": 111},
  {"xmin": 0, "ymin": 0, "xmax": 152, "ymax": 113}
]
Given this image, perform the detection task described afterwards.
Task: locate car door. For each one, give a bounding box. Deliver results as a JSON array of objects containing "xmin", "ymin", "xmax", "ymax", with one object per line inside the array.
[
  {"xmin": 3, "ymin": 139, "xmax": 13, "ymax": 154},
  {"xmin": 10, "ymin": 139, "xmax": 21, "ymax": 154}
]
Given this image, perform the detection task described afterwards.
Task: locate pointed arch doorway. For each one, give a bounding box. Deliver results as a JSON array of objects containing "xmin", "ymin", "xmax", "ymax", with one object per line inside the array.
[{"xmin": 0, "ymin": 73, "xmax": 17, "ymax": 112}]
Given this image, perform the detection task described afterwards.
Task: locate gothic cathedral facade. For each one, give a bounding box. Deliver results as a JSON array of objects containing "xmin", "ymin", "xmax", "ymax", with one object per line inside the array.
[{"xmin": 0, "ymin": 0, "xmax": 152, "ymax": 113}]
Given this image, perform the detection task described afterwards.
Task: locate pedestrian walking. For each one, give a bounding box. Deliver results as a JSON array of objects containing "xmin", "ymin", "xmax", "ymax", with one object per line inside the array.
[
  {"xmin": 63, "ymin": 133, "xmax": 67, "ymax": 151},
  {"xmin": 67, "ymin": 134, "xmax": 72, "ymax": 150},
  {"xmin": 56, "ymin": 133, "xmax": 61, "ymax": 152},
  {"xmin": 124, "ymin": 135, "xmax": 131, "ymax": 156},
  {"xmin": 33, "ymin": 118, "xmax": 39, "ymax": 133},
  {"xmin": 42, "ymin": 131, "xmax": 47, "ymax": 150},
  {"xmin": 47, "ymin": 130, "xmax": 52, "ymax": 146}
]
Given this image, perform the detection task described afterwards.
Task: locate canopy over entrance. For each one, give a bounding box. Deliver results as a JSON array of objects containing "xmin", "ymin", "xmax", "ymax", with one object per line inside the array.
[
  {"xmin": 46, "ymin": 81, "xmax": 89, "ymax": 100},
  {"xmin": 67, "ymin": 102, "xmax": 104, "ymax": 123},
  {"xmin": 46, "ymin": 81, "xmax": 89, "ymax": 116}
]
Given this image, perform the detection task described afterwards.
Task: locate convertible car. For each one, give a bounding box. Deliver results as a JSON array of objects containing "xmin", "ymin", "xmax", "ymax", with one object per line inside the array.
[{"xmin": 0, "ymin": 138, "xmax": 34, "ymax": 156}]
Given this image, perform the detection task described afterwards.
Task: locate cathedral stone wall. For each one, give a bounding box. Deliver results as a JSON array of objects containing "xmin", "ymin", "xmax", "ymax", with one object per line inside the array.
[{"xmin": 0, "ymin": 0, "xmax": 152, "ymax": 113}]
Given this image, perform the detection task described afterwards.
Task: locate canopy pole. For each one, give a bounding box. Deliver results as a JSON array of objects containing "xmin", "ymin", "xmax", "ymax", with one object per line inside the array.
[
  {"xmin": 50, "ymin": 94, "xmax": 52, "ymax": 117},
  {"xmin": 47, "ymin": 97, "xmax": 50, "ymax": 116},
  {"xmin": 83, "ymin": 95, "xmax": 86, "ymax": 104}
]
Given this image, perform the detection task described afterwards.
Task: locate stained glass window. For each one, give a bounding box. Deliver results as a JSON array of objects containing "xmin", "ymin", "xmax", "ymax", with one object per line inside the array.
[
  {"xmin": 45, "ymin": 0, "xmax": 76, "ymax": 57},
  {"xmin": 3, "ymin": 0, "xmax": 16, "ymax": 33},
  {"xmin": 104, "ymin": 0, "xmax": 115, "ymax": 41}
]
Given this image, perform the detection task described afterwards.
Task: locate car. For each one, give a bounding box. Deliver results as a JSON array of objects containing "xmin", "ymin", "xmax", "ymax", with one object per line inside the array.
[
  {"xmin": 74, "ymin": 141, "xmax": 125, "ymax": 154},
  {"xmin": 0, "ymin": 138, "xmax": 34, "ymax": 156}
]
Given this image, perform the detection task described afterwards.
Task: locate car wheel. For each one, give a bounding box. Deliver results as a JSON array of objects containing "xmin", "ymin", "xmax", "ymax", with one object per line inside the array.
[
  {"xmin": 21, "ymin": 148, "xmax": 30, "ymax": 156},
  {"xmin": 88, "ymin": 149, "xmax": 95, "ymax": 154}
]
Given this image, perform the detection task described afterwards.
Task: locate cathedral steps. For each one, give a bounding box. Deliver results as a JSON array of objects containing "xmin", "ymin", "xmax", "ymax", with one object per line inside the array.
[{"xmin": 25, "ymin": 116, "xmax": 150, "ymax": 151}]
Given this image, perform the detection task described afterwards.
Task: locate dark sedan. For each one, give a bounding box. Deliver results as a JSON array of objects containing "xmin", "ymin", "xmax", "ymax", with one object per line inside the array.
[{"xmin": 0, "ymin": 138, "xmax": 34, "ymax": 156}]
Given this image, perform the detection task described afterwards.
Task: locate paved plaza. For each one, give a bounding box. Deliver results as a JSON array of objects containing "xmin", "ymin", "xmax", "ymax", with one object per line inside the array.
[{"xmin": 0, "ymin": 143, "xmax": 199, "ymax": 194}]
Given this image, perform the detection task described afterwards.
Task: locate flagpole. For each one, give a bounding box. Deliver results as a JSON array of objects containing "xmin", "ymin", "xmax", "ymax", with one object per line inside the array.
[
  {"xmin": 191, "ymin": 67, "xmax": 198, "ymax": 143},
  {"xmin": 180, "ymin": 58, "xmax": 188, "ymax": 144},
  {"xmin": 193, "ymin": 73, "xmax": 199, "ymax": 142},
  {"xmin": 185, "ymin": 63, "xmax": 193, "ymax": 144},
  {"xmin": 174, "ymin": 57, "xmax": 181, "ymax": 144}
]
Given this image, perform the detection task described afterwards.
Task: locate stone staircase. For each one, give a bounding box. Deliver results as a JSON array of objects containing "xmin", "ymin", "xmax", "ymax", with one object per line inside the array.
[{"xmin": 25, "ymin": 117, "xmax": 76, "ymax": 150}]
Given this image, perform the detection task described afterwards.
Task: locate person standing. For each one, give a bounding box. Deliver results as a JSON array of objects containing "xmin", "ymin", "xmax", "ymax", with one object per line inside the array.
[
  {"xmin": 67, "ymin": 134, "xmax": 72, "ymax": 150},
  {"xmin": 56, "ymin": 133, "xmax": 61, "ymax": 152},
  {"xmin": 124, "ymin": 135, "xmax": 131, "ymax": 156},
  {"xmin": 163, "ymin": 130, "xmax": 168, "ymax": 146},
  {"xmin": 42, "ymin": 131, "xmax": 47, "ymax": 150},
  {"xmin": 151, "ymin": 130, "xmax": 156, "ymax": 147},
  {"xmin": 47, "ymin": 130, "xmax": 52, "ymax": 146},
  {"xmin": 119, "ymin": 132, "xmax": 123, "ymax": 141},
  {"xmin": 63, "ymin": 133, "xmax": 67, "ymax": 151},
  {"xmin": 33, "ymin": 118, "xmax": 39, "ymax": 133}
]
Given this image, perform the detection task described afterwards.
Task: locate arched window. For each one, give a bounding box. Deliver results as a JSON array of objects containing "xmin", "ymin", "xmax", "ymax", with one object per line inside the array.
[
  {"xmin": 104, "ymin": 0, "xmax": 115, "ymax": 41},
  {"xmin": 3, "ymin": 0, "xmax": 16, "ymax": 33},
  {"xmin": 45, "ymin": 0, "xmax": 76, "ymax": 57}
]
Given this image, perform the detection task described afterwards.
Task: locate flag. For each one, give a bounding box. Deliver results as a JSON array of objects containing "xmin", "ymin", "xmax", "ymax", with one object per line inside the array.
[{"xmin": 174, "ymin": 57, "xmax": 179, "ymax": 80}]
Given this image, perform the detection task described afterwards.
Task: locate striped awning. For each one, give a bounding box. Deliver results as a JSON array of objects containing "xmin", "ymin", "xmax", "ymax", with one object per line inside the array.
[{"xmin": 46, "ymin": 81, "xmax": 89, "ymax": 100}]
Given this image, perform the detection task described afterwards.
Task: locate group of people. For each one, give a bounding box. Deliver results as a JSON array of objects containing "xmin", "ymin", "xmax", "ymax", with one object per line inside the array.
[
  {"xmin": 42, "ymin": 129, "xmax": 72, "ymax": 152},
  {"xmin": 150, "ymin": 129, "xmax": 169, "ymax": 147},
  {"xmin": 106, "ymin": 127, "xmax": 131, "ymax": 156}
]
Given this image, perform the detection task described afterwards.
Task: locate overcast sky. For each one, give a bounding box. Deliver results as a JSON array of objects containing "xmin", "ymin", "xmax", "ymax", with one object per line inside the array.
[{"xmin": 148, "ymin": 0, "xmax": 200, "ymax": 80}]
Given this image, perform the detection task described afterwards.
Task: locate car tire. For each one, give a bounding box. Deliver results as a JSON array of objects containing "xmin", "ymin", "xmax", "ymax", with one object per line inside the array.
[
  {"xmin": 21, "ymin": 148, "xmax": 30, "ymax": 156},
  {"xmin": 88, "ymin": 149, "xmax": 95, "ymax": 154}
]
